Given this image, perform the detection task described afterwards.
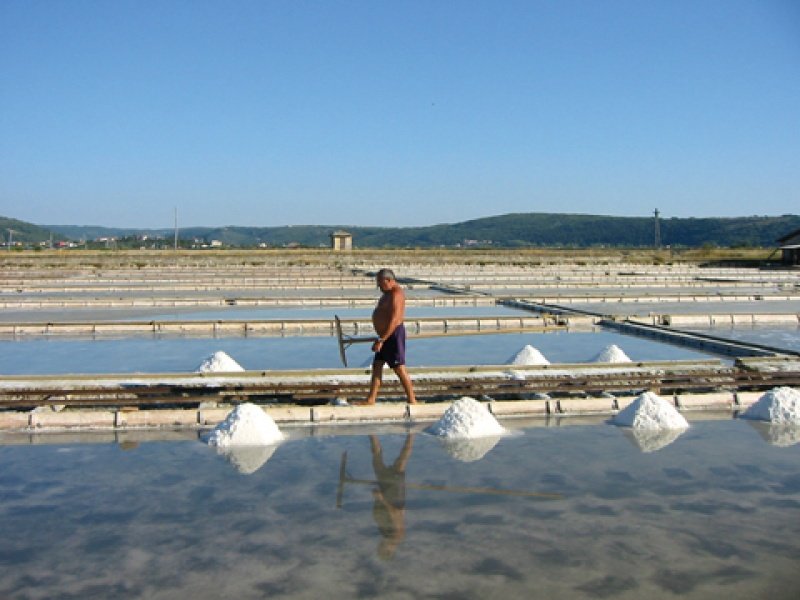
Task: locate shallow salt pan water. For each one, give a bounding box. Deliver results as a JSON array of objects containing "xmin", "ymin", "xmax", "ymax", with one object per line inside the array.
[
  {"xmin": 684, "ymin": 325, "xmax": 800, "ymax": 353},
  {"xmin": 0, "ymin": 304, "xmax": 525, "ymax": 324},
  {"xmin": 0, "ymin": 330, "xmax": 714, "ymax": 375},
  {"xmin": 0, "ymin": 417, "xmax": 798, "ymax": 599}
]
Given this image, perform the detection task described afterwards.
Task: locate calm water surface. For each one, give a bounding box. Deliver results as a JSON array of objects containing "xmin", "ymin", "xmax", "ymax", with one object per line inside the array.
[
  {"xmin": 0, "ymin": 304, "xmax": 522, "ymax": 324},
  {"xmin": 0, "ymin": 417, "xmax": 798, "ymax": 599},
  {"xmin": 685, "ymin": 325, "xmax": 800, "ymax": 353},
  {"xmin": 0, "ymin": 330, "xmax": 715, "ymax": 375}
]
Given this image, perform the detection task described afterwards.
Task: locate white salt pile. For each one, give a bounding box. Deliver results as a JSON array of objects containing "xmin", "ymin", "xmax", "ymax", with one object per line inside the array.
[
  {"xmin": 206, "ymin": 403, "xmax": 284, "ymax": 447},
  {"xmin": 440, "ymin": 435, "xmax": 503, "ymax": 462},
  {"xmin": 507, "ymin": 345, "xmax": 550, "ymax": 366},
  {"xmin": 613, "ymin": 391, "xmax": 689, "ymax": 430},
  {"xmin": 592, "ymin": 344, "xmax": 632, "ymax": 363},
  {"xmin": 741, "ymin": 387, "xmax": 800, "ymax": 424},
  {"xmin": 196, "ymin": 350, "xmax": 245, "ymax": 373},
  {"xmin": 426, "ymin": 397, "xmax": 507, "ymax": 439}
]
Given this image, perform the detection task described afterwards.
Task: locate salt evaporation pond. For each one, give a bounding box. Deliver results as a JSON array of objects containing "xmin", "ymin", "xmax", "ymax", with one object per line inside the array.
[
  {"xmin": 1, "ymin": 417, "xmax": 798, "ymax": 598},
  {"xmin": 561, "ymin": 299, "xmax": 800, "ymax": 319},
  {"xmin": 684, "ymin": 325, "xmax": 800, "ymax": 354},
  {"xmin": 0, "ymin": 331, "xmax": 714, "ymax": 375},
  {"xmin": 0, "ymin": 304, "xmax": 526, "ymax": 325}
]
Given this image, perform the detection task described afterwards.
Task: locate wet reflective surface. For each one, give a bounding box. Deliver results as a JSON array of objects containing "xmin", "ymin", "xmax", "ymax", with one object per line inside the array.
[
  {"xmin": 0, "ymin": 304, "xmax": 521, "ymax": 324},
  {"xmin": 1, "ymin": 417, "xmax": 798, "ymax": 599},
  {"xmin": 685, "ymin": 325, "xmax": 800, "ymax": 353},
  {"xmin": 0, "ymin": 330, "xmax": 715, "ymax": 375}
]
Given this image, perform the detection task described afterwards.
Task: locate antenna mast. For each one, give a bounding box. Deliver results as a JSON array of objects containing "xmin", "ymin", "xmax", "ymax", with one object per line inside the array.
[
  {"xmin": 653, "ymin": 208, "xmax": 661, "ymax": 249},
  {"xmin": 6, "ymin": 228, "xmax": 16, "ymax": 251}
]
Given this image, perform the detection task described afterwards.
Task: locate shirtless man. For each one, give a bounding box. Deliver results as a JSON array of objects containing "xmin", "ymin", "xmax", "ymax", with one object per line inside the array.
[{"xmin": 359, "ymin": 268, "xmax": 417, "ymax": 405}]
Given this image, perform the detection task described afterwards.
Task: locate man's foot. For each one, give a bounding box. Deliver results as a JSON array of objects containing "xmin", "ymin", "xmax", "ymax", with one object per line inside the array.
[{"xmin": 349, "ymin": 400, "xmax": 376, "ymax": 406}]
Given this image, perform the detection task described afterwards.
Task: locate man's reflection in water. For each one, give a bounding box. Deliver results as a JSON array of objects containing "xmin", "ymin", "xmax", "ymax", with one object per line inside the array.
[{"xmin": 369, "ymin": 433, "xmax": 414, "ymax": 560}]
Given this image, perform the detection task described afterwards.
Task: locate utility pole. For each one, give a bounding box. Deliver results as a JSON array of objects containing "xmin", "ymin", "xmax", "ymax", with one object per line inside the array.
[
  {"xmin": 174, "ymin": 207, "xmax": 179, "ymax": 251},
  {"xmin": 653, "ymin": 208, "xmax": 661, "ymax": 249},
  {"xmin": 6, "ymin": 228, "xmax": 16, "ymax": 250}
]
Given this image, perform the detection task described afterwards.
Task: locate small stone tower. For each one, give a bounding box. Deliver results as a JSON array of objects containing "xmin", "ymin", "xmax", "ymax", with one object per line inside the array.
[{"xmin": 330, "ymin": 231, "xmax": 353, "ymax": 251}]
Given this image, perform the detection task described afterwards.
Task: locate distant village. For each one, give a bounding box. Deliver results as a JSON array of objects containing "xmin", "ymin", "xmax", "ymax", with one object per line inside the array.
[
  {"xmin": 2, "ymin": 234, "xmax": 227, "ymax": 251},
  {"xmin": 2, "ymin": 231, "xmax": 357, "ymax": 251}
]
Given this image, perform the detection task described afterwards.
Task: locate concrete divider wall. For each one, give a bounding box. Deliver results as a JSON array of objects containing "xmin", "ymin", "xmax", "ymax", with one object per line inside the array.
[
  {"xmin": 3, "ymin": 391, "xmax": 756, "ymax": 432},
  {"xmin": 615, "ymin": 396, "xmax": 643, "ymax": 410},
  {"xmin": 666, "ymin": 313, "xmax": 799, "ymax": 327},
  {"xmin": 312, "ymin": 404, "xmax": 408, "ymax": 422},
  {"xmin": 675, "ymin": 392, "xmax": 734, "ymax": 410},
  {"xmin": 2, "ymin": 315, "xmax": 563, "ymax": 339},
  {"xmin": 198, "ymin": 408, "xmax": 233, "ymax": 425},
  {"xmin": 0, "ymin": 412, "xmax": 34, "ymax": 429},
  {"xmin": 118, "ymin": 410, "xmax": 198, "ymax": 428},
  {"xmin": 490, "ymin": 399, "xmax": 549, "ymax": 415},
  {"xmin": 243, "ymin": 322, "xmax": 285, "ymax": 334},
  {"xmin": 407, "ymin": 403, "xmax": 449, "ymax": 421},
  {"xmin": 735, "ymin": 391, "xmax": 763, "ymax": 407},
  {"xmin": 557, "ymin": 397, "xmax": 616, "ymax": 414},
  {"xmin": 443, "ymin": 319, "xmax": 475, "ymax": 331},
  {"xmin": 30, "ymin": 410, "xmax": 116, "ymax": 429}
]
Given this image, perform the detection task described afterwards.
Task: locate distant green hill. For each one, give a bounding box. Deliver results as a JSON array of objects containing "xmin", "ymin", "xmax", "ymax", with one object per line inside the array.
[
  {"xmin": 24, "ymin": 212, "xmax": 800, "ymax": 249},
  {"xmin": 0, "ymin": 216, "xmax": 65, "ymax": 246},
  {"xmin": 38, "ymin": 224, "xmax": 156, "ymax": 241}
]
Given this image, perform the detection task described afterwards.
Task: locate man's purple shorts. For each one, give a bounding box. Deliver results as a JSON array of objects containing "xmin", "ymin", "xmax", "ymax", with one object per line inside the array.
[{"xmin": 375, "ymin": 323, "xmax": 406, "ymax": 368}]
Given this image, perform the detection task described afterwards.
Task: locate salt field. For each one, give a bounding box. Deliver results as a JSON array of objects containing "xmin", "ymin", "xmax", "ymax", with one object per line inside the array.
[
  {"xmin": 4, "ymin": 0, "xmax": 800, "ymax": 587},
  {"xmin": 1, "ymin": 251, "xmax": 799, "ymax": 599},
  {"xmin": 1, "ymin": 417, "xmax": 798, "ymax": 599},
  {"xmin": 0, "ymin": 330, "xmax": 716, "ymax": 375},
  {"xmin": 684, "ymin": 326, "xmax": 800, "ymax": 354},
  {"xmin": 0, "ymin": 304, "xmax": 524, "ymax": 325},
  {"xmin": 567, "ymin": 299, "xmax": 800, "ymax": 318}
]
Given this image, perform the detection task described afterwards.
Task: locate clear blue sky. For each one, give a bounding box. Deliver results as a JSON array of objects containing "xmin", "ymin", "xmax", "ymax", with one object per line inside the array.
[{"xmin": 1, "ymin": 0, "xmax": 799, "ymax": 229}]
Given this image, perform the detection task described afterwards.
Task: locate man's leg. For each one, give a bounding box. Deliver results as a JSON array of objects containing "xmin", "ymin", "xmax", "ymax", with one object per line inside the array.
[
  {"xmin": 393, "ymin": 365, "xmax": 417, "ymax": 404},
  {"xmin": 362, "ymin": 360, "xmax": 385, "ymax": 405}
]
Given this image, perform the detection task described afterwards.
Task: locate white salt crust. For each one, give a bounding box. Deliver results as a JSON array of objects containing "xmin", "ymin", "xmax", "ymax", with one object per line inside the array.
[
  {"xmin": 741, "ymin": 387, "xmax": 800, "ymax": 424},
  {"xmin": 592, "ymin": 344, "xmax": 632, "ymax": 363},
  {"xmin": 206, "ymin": 403, "xmax": 284, "ymax": 447},
  {"xmin": 426, "ymin": 397, "xmax": 507, "ymax": 439},
  {"xmin": 507, "ymin": 345, "xmax": 550, "ymax": 366},
  {"xmin": 196, "ymin": 351, "xmax": 245, "ymax": 373},
  {"xmin": 613, "ymin": 391, "xmax": 689, "ymax": 430}
]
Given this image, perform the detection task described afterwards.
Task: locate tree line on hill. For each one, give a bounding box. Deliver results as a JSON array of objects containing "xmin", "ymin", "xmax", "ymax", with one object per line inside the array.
[{"xmin": 2, "ymin": 213, "xmax": 799, "ymax": 249}]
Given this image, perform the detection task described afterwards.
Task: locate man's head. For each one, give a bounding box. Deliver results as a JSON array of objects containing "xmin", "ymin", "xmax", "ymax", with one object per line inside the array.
[{"xmin": 376, "ymin": 268, "xmax": 396, "ymax": 291}]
